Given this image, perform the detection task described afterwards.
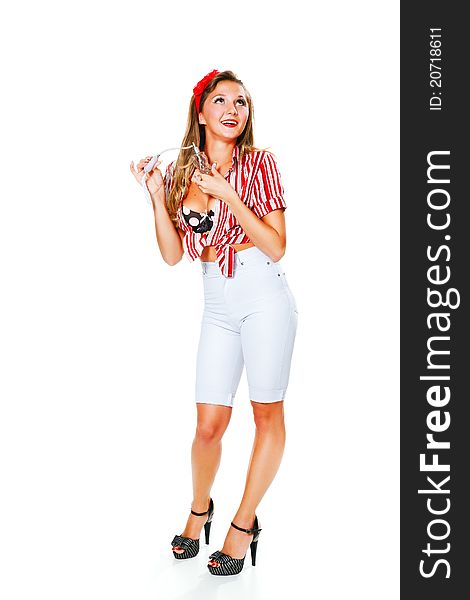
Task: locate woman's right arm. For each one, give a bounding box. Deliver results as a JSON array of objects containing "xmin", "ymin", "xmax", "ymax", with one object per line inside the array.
[
  {"xmin": 151, "ymin": 191, "xmax": 184, "ymax": 266},
  {"xmin": 130, "ymin": 157, "xmax": 184, "ymax": 266}
]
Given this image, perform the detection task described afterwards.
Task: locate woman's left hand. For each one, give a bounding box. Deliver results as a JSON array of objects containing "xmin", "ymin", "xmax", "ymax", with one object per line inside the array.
[{"xmin": 191, "ymin": 163, "xmax": 238, "ymax": 206}]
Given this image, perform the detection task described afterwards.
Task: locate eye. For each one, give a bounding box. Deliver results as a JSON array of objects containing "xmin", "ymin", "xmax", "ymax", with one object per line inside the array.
[{"xmin": 213, "ymin": 96, "xmax": 247, "ymax": 106}]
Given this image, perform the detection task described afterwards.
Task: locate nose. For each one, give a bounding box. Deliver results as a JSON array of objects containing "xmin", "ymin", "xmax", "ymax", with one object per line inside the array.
[{"xmin": 226, "ymin": 103, "xmax": 238, "ymax": 116}]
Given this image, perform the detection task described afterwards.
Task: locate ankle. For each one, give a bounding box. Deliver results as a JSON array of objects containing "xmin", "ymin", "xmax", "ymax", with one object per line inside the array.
[
  {"xmin": 232, "ymin": 510, "xmax": 256, "ymax": 527},
  {"xmin": 191, "ymin": 496, "xmax": 211, "ymax": 513}
]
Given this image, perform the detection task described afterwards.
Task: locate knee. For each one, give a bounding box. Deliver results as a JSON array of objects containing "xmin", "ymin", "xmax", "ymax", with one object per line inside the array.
[
  {"xmin": 252, "ymin": 403, "xmax": 285, "ymax": 432},
  {"xmin": 195, "ymin": 422, "xmax": 225, "ymax": 444}
]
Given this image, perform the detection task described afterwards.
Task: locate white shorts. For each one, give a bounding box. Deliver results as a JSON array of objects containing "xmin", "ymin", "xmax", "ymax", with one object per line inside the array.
[{"xmin": 196, "ymin": 246, "xmax": 298, "ymax": 407}]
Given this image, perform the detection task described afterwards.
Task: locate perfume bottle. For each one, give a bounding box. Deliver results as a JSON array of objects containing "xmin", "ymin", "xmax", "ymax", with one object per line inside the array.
[{"xmin": 191, "ymin": 143, "xmax": 212, "ymax": 174}]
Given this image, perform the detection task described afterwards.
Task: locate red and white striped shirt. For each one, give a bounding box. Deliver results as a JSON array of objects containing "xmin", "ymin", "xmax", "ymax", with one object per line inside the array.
[{"xmin": 164, "ymin": 145, "xmax": 286, "ymax": 278}]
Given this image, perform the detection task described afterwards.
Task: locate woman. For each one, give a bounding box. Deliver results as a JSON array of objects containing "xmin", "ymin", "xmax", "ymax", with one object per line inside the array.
[{"xmin": 130, "ymin": 69, "xmax": 298, "ymax": 576}]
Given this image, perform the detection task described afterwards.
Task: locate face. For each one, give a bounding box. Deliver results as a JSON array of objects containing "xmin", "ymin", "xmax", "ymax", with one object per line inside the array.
[{"xmin": 199, "ymin": 80, "xmax": 249, "ymax": 142}]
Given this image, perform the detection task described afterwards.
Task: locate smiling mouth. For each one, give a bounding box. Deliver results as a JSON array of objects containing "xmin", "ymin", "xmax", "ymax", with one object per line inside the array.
[{"xmin": 221, "ymin": 120, "xmax": 238, "ymax": 128}]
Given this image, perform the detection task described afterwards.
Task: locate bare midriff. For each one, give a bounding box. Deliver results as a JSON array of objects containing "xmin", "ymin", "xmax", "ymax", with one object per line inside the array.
[{"xmin": 200, "ymin": 242, "xmax": 255, "ymax": 262}]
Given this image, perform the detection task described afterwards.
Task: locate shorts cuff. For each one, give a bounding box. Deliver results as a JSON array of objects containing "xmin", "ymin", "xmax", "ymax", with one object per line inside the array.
[
  {"xmin": 196, "ymin": 389, "xmax": 234, "ymax": 407},
  {"xmin": 249, "ymin": 387, "xmax": 286, "ymax": 403}
]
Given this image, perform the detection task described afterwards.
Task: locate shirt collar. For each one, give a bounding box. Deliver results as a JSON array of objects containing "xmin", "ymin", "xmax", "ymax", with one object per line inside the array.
[{"xmin": 231, "ymin": 144, "xmax": 240, "ymax": 167}]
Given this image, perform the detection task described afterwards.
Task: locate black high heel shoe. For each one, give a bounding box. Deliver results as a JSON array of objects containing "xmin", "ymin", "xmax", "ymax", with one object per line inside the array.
[
  {"xmin": 207, "ymin": 515, "xmax": 262, "ymax": 576},
  {"xmin": 171, "ymin": 498, "xmax": 214, "ymax": 560}
]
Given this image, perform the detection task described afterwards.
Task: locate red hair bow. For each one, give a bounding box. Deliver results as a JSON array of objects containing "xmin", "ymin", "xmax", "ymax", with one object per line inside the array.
[{"xmin": 193, "ymin": 69, "xmax": 220, "ymax": 113}]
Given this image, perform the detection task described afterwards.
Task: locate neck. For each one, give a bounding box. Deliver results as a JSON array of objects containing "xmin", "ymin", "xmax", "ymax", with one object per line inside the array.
[{"xmin": 203, "ymin": 138, "xmax": 235, "ymax": 168}]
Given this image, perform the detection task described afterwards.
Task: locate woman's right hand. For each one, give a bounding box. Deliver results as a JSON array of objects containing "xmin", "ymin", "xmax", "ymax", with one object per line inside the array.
[{"xmin": 130, "ymin": 156, "xmax": 164, "ymax": 199}]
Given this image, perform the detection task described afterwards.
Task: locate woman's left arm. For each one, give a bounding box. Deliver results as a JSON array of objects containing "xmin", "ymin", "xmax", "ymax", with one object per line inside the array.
[
  {"xmin": 192, "ymin": 162, "xmax": 287, "ymax": 262},
  {"xmin": 225, "ymin": 192, "xmax": 286, "ymax": 262}
]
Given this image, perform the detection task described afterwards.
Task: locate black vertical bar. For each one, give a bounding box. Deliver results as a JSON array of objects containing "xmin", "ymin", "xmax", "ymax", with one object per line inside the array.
[{"xmin": 401, "ymin": 3, "xmax": 468, "ymax": 598}]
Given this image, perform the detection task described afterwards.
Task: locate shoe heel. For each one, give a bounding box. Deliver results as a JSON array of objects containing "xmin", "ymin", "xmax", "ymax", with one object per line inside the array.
[
  {"xmin": 204, "ymin": 520, "xmax": 212, "ymax": 545},
  {"xmin": 250, "ymin": 539, "xmax": 258, "ymax": 566}
]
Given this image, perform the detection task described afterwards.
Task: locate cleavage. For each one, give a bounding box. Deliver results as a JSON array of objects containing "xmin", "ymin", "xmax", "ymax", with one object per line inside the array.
[{"xmin": 183, "ymin": 181, "xmax": 217, "ymax": 213}]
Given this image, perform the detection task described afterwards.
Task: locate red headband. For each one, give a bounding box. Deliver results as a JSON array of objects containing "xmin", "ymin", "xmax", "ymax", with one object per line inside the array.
[{"xmin": 193, "ymin": 69, "xmax": 220, "ymax": 113}]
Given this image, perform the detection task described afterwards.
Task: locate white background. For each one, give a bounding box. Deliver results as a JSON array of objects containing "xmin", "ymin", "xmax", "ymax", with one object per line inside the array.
[{"xmin": 0, "ymin": 1, "xmax": 399, "ymax": 599}]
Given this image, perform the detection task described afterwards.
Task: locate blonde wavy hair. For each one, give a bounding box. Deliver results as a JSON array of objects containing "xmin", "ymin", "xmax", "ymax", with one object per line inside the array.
[{"xmin": 166, "ymin": 70, "xmax": 263, "ymax": 224}]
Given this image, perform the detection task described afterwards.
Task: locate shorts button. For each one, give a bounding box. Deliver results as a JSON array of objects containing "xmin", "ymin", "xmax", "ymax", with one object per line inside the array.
[
  {"xmin": 266, "ymin": 261, "xmax": 270, "ymax": 265},
  {"xmin": 277, "ymin": 273, "xmax": 280, "ymax": 276}
]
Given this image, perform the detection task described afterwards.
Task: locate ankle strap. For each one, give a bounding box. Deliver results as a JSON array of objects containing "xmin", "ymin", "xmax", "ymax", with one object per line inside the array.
[
  {"xmin": 191, "ymin": 508, "xmax": 209, "ymax": 516},
  {"xmin": 231, "ymin": 521, "xmax": 262, "ymax": 535},
  {"xmin": 191, "ymin": 498, "xmax": 212, "ymax": 516}
]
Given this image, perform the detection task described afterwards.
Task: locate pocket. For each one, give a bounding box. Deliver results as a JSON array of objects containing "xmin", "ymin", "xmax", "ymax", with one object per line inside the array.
[
  {"xmin": 202, "ymin": 267, "xmax": 221, "ymax": 279},
  {"xmin": 271, "ymin": 263, "xmax": 299, "ymax": 314},
  {"xmin": 258, "ymin": 260, "xmax": 284, "ymax": 293},
  {"xmin": 270, "ymin": 262, "xmax": 288, "ymax": 288}
]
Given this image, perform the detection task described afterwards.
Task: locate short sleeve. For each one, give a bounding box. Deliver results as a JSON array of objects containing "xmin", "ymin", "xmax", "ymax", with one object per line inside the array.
[{"xmin": 251, "ymin": 152, "xmax": 287, "ymax": 219}]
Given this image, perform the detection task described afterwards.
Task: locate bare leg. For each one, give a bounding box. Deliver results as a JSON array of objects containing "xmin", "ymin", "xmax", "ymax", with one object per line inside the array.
[
  {"xmin": 208, "ymin": 400, "xmax": 286, "ymax": 565},
  {"xmin": 173, "ymin": 403, "xmax": 232, "ymax": 553}
]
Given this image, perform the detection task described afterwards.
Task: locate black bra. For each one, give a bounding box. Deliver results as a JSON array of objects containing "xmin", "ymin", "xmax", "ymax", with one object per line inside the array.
[{"xmin": 182, "ymin": 204, "xmax": 215, "ymax": 234}]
